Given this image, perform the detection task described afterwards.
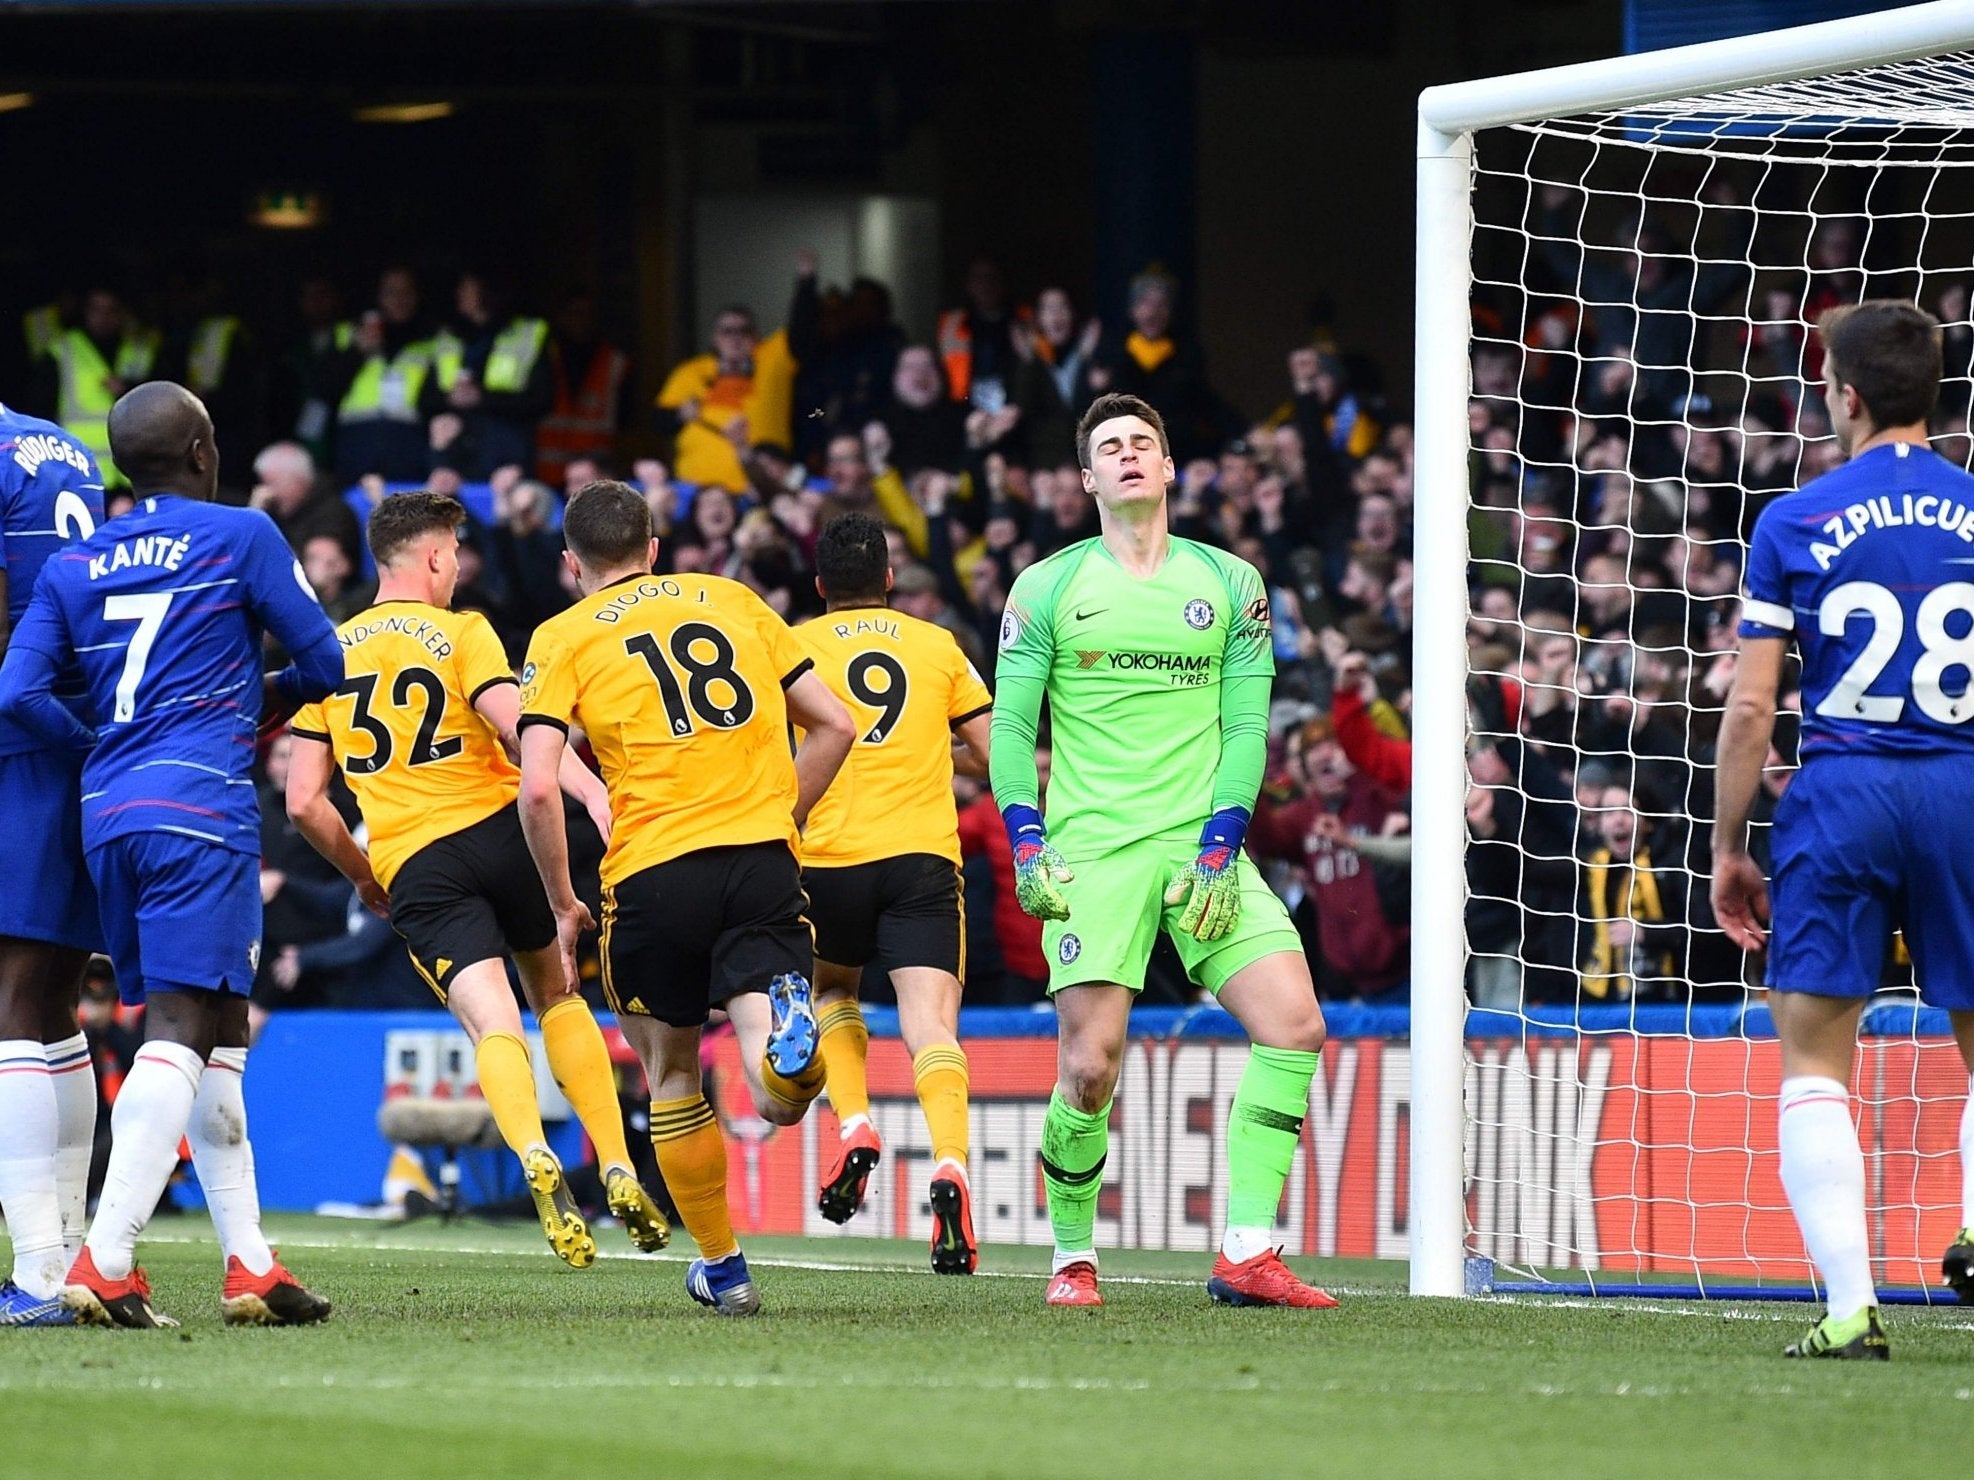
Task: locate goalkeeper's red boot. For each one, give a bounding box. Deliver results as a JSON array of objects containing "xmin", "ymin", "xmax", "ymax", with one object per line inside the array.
[
  {"xmin": 817, "ymin": 1117, "xmax": 882, "ymax": 1225},
  {"xmin": 1207, "ymin": 1249, "xmax": 1339, "ymax": 1308},
  {"xmin": 1045, "ymin": 1260, "xmax": 1102, "ymax": 1307},
  {"xmin": 222, "ymin": 1252, "xmax": 331, "ymax": 1327}
]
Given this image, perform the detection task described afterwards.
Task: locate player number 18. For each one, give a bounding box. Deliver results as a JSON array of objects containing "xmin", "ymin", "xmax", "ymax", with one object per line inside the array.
[{"xmin": 1817, "ymin": 579, "xmax": 1974, "ymax": 724}]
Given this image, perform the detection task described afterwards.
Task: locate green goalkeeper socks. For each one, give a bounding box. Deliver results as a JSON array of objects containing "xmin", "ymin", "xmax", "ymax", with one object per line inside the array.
[
  {"xmin": 1040, "ymin": 1089, "xmax": 1110, "ymax": 1255},
  {"xmin": 1226, "ymin": 1045, "xmax": 1319, "ymax": 1231}
]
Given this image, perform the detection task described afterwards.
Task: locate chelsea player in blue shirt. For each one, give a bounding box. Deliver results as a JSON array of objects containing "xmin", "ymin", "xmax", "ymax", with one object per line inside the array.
[
  {"xmin": 1714, "ymin": 301, "xmax": 1974, "ymax": 1360},
  {"xmin": 0, "ymin": 403, "xmax": 104, "ymax": 1326},
  {"xmin": 0, "ymin": 383, "xmax": 344, "ymax": 1328}
]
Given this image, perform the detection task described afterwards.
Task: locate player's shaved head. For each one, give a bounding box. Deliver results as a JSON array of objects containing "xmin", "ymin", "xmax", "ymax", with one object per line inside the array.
[
  {"xmin": 563, "ymin": 479, "xmax": 652, "ymax": 571},
  {"xmin": 107, "ymin": 381, "xmax": 219, "ymax": 499},
  {"xmin": 814, "ymin": 513, "xmax": 890, "ymax": 603}
]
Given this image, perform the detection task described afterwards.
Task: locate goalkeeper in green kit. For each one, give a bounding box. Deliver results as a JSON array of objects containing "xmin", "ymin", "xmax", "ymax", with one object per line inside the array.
[{"xmin": 990, "ymin": 392, "xmax": 1337, "ymax": 1309}]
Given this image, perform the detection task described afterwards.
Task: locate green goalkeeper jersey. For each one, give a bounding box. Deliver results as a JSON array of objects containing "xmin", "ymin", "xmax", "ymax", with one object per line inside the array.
[{"xmin": 989, "ymin": 535, "xmax": 1275, "ymax": 858}]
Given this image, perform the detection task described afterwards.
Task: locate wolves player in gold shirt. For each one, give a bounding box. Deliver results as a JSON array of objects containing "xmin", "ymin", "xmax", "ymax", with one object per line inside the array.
[
  {"xmin": 797, "ymin": 514, "xmax": 992, "ymax": 1272},
  {"xmin": 516, "ymin": 481, "xmax": 855, "ymax": 1315},
  {"xmin": 286, "ymin": 492, "xmax": 670, "ymax": 1267}
]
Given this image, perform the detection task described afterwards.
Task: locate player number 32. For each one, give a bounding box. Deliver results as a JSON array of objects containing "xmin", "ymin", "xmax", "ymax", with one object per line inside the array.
[{"xmin": 1818, "ymin": 579, "xmax": 1974, "ymax": 723}]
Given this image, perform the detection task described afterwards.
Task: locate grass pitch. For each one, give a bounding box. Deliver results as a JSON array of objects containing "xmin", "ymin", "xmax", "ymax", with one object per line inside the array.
[{"xmin": 2, "ymin": 1216, "xmax": 1970, "ymax": 1479}]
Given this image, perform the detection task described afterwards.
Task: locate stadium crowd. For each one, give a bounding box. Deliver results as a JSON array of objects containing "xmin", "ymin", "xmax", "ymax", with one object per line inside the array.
[{"xmin": 15, "ymin": 194, "xmax": 1908, "ymax": 1020}]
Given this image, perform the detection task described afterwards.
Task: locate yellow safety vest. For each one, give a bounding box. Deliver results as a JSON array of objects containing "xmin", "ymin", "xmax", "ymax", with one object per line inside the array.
[
  {"xmin": 483, "ymin": 318, "xmax": 547, "ymax": 393},
  {"xmin": 187, "ymin": 316, "xmax": 240, "ymax": 397},
  {"xmin": 431, "ymin": 328, "xmax": 465, "ymax": 394},
  {"xmin": 339, "ymin": 339, "xmax": 436, "ymax": 425},
  {"xmin": 55, "ymin": 327, "xmax": 159, "ymax": 488}
]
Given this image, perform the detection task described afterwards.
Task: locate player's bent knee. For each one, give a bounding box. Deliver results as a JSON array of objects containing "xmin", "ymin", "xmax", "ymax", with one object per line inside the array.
[{"xmin": 1059, "ymin": 1047, "xmax": 1122, "ymax": 1112}]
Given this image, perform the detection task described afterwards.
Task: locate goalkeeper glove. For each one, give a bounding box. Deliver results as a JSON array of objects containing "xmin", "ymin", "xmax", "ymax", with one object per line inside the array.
[
  {"xmin": 1003, "ymin": 803, "xmax": 1074, "ymax": 921},
  {"xmin": 1163, "ymin": 806, "xmax": 1250, "ymax": 943}
]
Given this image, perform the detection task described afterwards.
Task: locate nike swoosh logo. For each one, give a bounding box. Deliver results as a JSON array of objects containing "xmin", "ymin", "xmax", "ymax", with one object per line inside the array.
[{"xmin": 1073, "ymin": 606, "xmax": 1107, "ymax": 621}]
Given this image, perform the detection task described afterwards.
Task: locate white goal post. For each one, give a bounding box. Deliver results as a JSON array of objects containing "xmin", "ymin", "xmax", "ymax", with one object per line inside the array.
[{"xmin": 1411, "ymin": 0, "xmax": 1974, "ymax": 1299}]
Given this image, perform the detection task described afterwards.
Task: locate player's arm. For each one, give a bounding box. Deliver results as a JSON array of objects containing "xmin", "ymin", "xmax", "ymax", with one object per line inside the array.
[
  {"xmin": 0, "ymin": 576, "xmax": 92, "ymax": 751},
  {"xmin": 283, "ymin": 730, "xmax": 389, "ymax": 918},
  {"xmin": 947, "ymin": 643, "xmax": 993, "ymax": 779},
  {"xmin": 517, "ymin": 720, "xmax": 591, "ymax": 993},
  {"xmin": 473, "ymin": 679, "xmax": 612, "ymax": 845},
  {"xmin": 514, "ymin": 629, "xmax": 593, "ymax": 991},
  {"xmin": 1165, "ymin": 560, "xmax": 1275, "ymax": 942},
  {"xmin": 244, "ymin": 512, "xmax": 343, "ymax": 720},
  {"xmin": 952, "ymin": 711, "xmax": 992, "ymax": 779},
  {"xmin": 988, "ymin": 576, "xmax": 1072, "ymax": 920},
  {"xmin": 784, "ymin": 669, "xmax": 856, "ymax": 830},
  {"xmin": 1710, "ymin": 635, "xmax": 1786, "ymax": 952}
]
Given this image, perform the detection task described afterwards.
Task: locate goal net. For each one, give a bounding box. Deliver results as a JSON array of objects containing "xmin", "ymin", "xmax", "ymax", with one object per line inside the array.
[{"xmin": 1412, "ymin": 10, "xmax": 1974, "ymax": 1300}]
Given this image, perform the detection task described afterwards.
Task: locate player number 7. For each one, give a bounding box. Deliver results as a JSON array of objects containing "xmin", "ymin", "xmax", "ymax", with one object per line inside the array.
[{"xmin": 103, "ymin": 592, "xmax": 173, "ymax": 724}]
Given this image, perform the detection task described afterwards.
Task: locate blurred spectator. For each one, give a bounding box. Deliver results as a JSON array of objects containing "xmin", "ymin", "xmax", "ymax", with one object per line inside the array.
[
  {"xmin": 818, "ymin": 427, "xmax": 925, "ymax": 556},
  {"xmin": 251, "ymin": 440, "xmax": 362, "ymax": 564},
  {"xmin": 439, "ymin": 270, "xmax": 554, "ymax": 478},
  {"xmin": 489, "ymin": 471, "xmax": 572, "ymax": 639},
  {"xmin": 1466, "ymin": 733, "xmax": 1576, "ymax": 1008},
  {"xmin": 1089, "ymin": 268, "xmax": 1231, "ymax": 461},
  {"xmin": 878, "ymin": 345, "xmax": 968, "ymax": 477},
  {"xmin": 1029, "ymin": 464, "xmax": 1098, "ymax": 556},
  {"xmin": 274, "ymin": 885, "xmax": 428, "ymax": 1009},
  {"xmin": 34, "ymin": 284, "xmax": 161, "ymax": 489},
  {"xmin": 271, "ymin": 274, "xmax": 348, "ymax": 468},
  {"xmin": 162, "ymin": 267, "xmax": 263, "ymax": 485},
  {"xmin": 935, "ymin": 256, "xmax": 1020, "ymax": 412},
  {"xmin": 538, "ymin": 291, "xmax": 633, "ymax": 485},
  {"xmin": 1250, "ymin": 717, "xmax": 1411, "ymax": 1000},
  {"xmin": 1575, "ymin": 778, "xmax": 1728, "ymax": 1002},
  {"xmin": 329, "ymin": 266, "xmax": 446, "ymax": 483},
  {"xmin": 1013, "ymin": 287, "xmax": 1102, "ymax": 468},
  {"xmin": 300, "ymin": 532, "xmax": 369, "ymax": 622},
  {"xmin": 798, "ymin": 274, "xmax": 904, "ymax": 458},
  {"xmin": 1536, "ymin": 180, "xmax": 1754, "ymax": 419},
  {"xmin": 657, "ymin": 251, "xmax": 818, "ymax": 492}
]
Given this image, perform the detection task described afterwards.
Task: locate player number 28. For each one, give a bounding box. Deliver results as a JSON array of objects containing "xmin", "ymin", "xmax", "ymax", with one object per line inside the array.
[
  {"xmin": 624, "ymin": 622, "xmax": 756, "ymax": 736},
  {"xmin": 1818, "ymin": 579, "xmax": 1974, "ymax": 724}
]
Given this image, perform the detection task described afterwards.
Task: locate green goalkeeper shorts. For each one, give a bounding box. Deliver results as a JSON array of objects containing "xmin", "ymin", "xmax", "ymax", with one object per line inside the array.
[{"xmin": 1039, "ymin": 836, "xmax": 1304, "ymax": 996}]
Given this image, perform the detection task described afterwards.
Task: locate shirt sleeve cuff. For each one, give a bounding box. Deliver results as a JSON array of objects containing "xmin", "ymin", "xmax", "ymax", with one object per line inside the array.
[
  {"xmin": 517, "ymin": 713, "xmax": 569, "ymax": 735},
  {"xmin": 779, "ymin": 656, "xmax": 815, "ymax": 690},
  {"xmin": 949, "ymin": 703, "xmax": 992, "ymax": 730},
  {"xmin": 1738, "ymin": 595, "xmax": 1794, "ymax": 636},
  {"xmin": 468, "ymin": 675, "xmax": 519, "ymax": 705}
]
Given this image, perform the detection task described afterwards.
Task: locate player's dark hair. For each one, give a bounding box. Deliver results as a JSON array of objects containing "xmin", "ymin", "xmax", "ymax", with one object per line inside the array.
[
  {"xmin": 563, "ymin": 479, "xmax": 652, "ymax": 568},
  {"xmin": 1818, "ymin": 300, "xmax": 1942, "ymax": 429},
  {"xmin": 814, "ymin": 513, "xmax": 890, "ymax": 602},
  {"xmin": 1076, "ymin": 393, "xmax": 1170, "ymax": 470},
  {"xmin": 367, "ymin": 492, "xmax": 466, "ymax": 566}
]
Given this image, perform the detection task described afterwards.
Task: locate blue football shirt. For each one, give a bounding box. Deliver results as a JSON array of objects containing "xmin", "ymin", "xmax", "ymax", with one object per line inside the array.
[
  {"xmin": 1, "ymin": 494, "xmax": 342, "ymax": 854},
  {"xmin": 1741, "ymin": 440, "xmax": 1974, "ymax": 758},
  {"xmin": 0, "ymin": 403, "xmax": 104, "ymax": 757}
]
